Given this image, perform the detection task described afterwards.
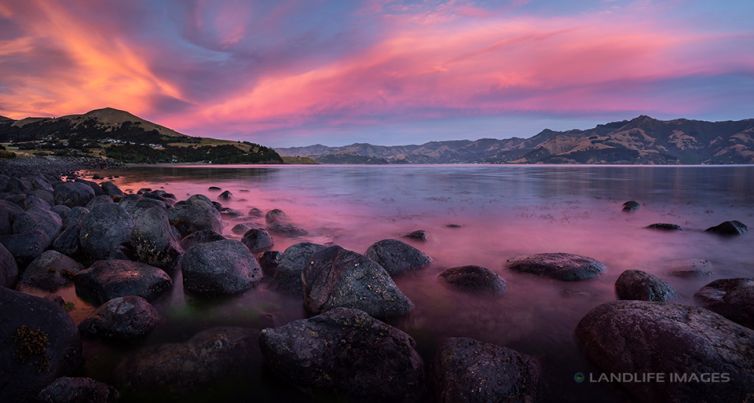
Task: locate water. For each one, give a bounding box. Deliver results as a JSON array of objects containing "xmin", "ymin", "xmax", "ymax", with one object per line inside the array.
[{"xmin": 72, "ymin": 164, "xmax": 754, "ymax": 402}]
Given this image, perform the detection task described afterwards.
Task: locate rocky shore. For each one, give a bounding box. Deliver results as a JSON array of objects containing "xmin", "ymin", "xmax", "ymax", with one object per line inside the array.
[{"xmin": 1, "ymin": 162, "xmax": 753, "ymax": 402}]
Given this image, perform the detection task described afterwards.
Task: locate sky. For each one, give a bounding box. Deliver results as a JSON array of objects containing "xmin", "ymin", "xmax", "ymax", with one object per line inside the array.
[{"xmin": 0, "ymin": 0, "xmax": 753, "ymax": 147}]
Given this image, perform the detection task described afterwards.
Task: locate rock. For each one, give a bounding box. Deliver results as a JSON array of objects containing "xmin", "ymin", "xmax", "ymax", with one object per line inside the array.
[
  {"xmin": 434, "ymin": 337, "xmax": 539, "ymax": 403},
  {"xmin": 366, "ymin": 239, "xmax": 432, "ymax": 276},
  {"xmin": 51, "ymin": 204, "xmax": 71, "ymax": 220},
  {"xmin": 168, "ymin": 195, "xmax": 222, "ymax": 237},
  {"xmin": 74, "ymin": 179, "xmax": 103, "ymax": 196},
  {"xmin": 119, "ymin": 195, "xmax": 166, "ymax": 216},
  {"xmin": 248, "ymin": 207, "xmax": 263, "ymax": 217},
  {"xmin": 62, "ymin": 206, "xmax": 89, "ymax": 228},
  {"xmin": 181, "ymin": 240, "xmax": 262, "ymax": 295},
  {"xmin": 84, "ymin": 195, "xmax": 114, "ymax": 210},
  {"xmin": 79, "ymin": 204, "xmax": 133, "ymax": 261},
  {"xmin": 208, "ymin": 186, "xmax": 221, "ymax": 191},
  {"xmin": 0, "ymin": 242, "xmax": 18, "ymax": 287},
  {"xmin": 218, "ymin": 190, "xmax": 232, "ymax": 200},
  {"xmin": 219, "ymin": 207, "xmax": 242, "ymax": 218},
  {"xmin": 303, "ymin": 245, "xmax": 413, "ymax": 318},
  {"xmin": 615, "ymin": 269, "xmax": 675, "ymax": 302},
  {"xmin": 705, "ymin": 220, "xmax": 748, "ymax": 236},
  {"xmin": 259, "ymin": 250, "xmax": 281, "ymax": 275},
  {"xmin": 54, "ymin": 182, "xmax": 95, "ymax": 208},
  {"xmin": 0, "ymin": 288, "xmax": 82, "ymax": 402},
  {"xmin": 695, "ymin": 278, "xmax": 754, "ymax": 329},
  {"xmin": 130, "ymin": 206, "xmax": 182, "ymax": 269},
  {"xmin": 669, "ymin": 258, "xmax": 713, "ymax": 278},
  {"xmin": 231, "ymin": 223, "xmax": 254, "ymax": 235},
  {"xmin": 438, "ymin": 265, "xmax": 507, "ymax": 296},
  {"xmin": 52, "ymin": 226, "xmax": 82, "ymax": 257},
  {"xmin": 100, "ymin": 181, "xmax": 125, "ymax": 200},
  {"xmin": 646, "ymin": 223, "xmax": 681, "ymax": 231},
  {"xmin": 0, "ymin": 200, "xmax": 24, "ymax": 234},
  {"xmin": 23, "ymin": 193, "xmax": 52, "ymax": 210},
  {"xmin": 114, "ymin": 327, "xmax": 257, "ymax": 399},
  {"xmin": 622, "ymin": 200, "xmax": 640, "ymax": 212},
  {"xmin": 0, "ymin": 229, "xmax": 51, "ymax": 266},
  {"xmin": 404, "ymin": 229, "xmax": 427, "ymax": 241},
  {"xmin": 241, "ymin": 228, "xmax": 273, "ymax": 253},
  {"xmin": 273, "ymin": 242, "xmax": 326, "ymax": 294},
  {"xmin": 37, "ymin": 377, "xmax": 119, "ymax": 403},
  {"xmin": 507, "ymin": 253, "xmax": 605, "ymax": 281},
  {"xmin": 12, "ymin": 206, "xmax": 62, "ymax": 240},
  {"xmin": 575, "ymin": 300, "xmax": 754, "ymax": 402},
  {"xmin": 79, "ymin": 296, "xmax": 160, "ymax": 340},
  {"xmin": 446, "ymin": 223, "xmax": 462, "ymax": 228},
  {"xmin": 74, "ymin": 260, "xmax": 172, "ymax": 305},
  {"xmin": 19, "ymin": 250, "xmax": 83, "ymax": 292},
  {"xmin": 259, "ymin": 308, "xmax": 424, "ymax": 402},
  {"xmin": 265, "ymin": 208, "xmax": 307, "ymax": 237},
  {"xmin": 179, "ymin": 229, "xmax": 225, "ymax": 250}
]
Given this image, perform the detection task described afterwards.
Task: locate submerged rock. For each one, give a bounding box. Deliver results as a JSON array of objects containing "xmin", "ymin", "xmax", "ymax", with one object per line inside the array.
[
  {"xmin": 54, "ymin": 182, "xmax": 95, "ymax": 208},
  {"xmin": 273, "ymin": 242, "xmax": 326, "ymax": 294},
  {"xmin": 303, "ymin": 245, "xmax": 413, "ymax": 318},
  {"xmin": 241, "ymin": 228, "xmax": 273, "ymax": 253},
  {"xmin": 218, "ymin": 190, "xmax": 232, "ymax": 200},
  {"xmin": 168, "ymin": 195, "xmax": 222, "ymax": 237},
  {"xmin": 79, "ymin": 296, "xmax": 160, "ymax": 340},
  {"xmin": 622, "ymin": 200, "xmax": 640, "ymax": 212},
  {"xmin": 74, "ymin": 260, "xmax": 172, "ymax": 305},
  {"xmin": 179, "ymin": 229, "xmax": 225, "ymax": 250},
  {"xmin": 575, "ymin": 300, "xmax": 754, "ymax": 402},
  {"xmin": 434, "ymin": 337, "xmax": 539, "ymax": 403},
  {"xmin": 37, "ymin": 377, "xmax": 119, "ymax": 403},
  {"xmin": 669, "ymin": 258, "xmax": 713, "ymax": 278},
  {"xmin": 404, "ymin": 229, "xmax": 428, "ymax": 241},
  {"xmin": 181, "ymin": 240, "xmax": 262, "ymax": 295},
  {"xmin": 438, "ymin": 265, "xmax": 507, "ymax": 296},
  {"xmin": 19, "ymin": 250, "xmax": 83, "ymax": 292},
  {"xmin": 207, "ymin": 186, "xmax": 221, "ymax": 191},
  {"xmin": 265, "ymin": 209, "xmax": 307, "ymax": 237},
  {"xmin": 366, "ymin": 239, "xmax": 432, "ymax": 276},
  {"xmin": 695, "ymin": 278, "xmax": 754, "ymax": 329},
  {"xmin": 259, "ymin": 307, "xmax": 425, "ymax": 402},
  {"xmin": 646, "ymin": 223, "xmax": 681, "ymax": 231},
  {"xmin": 615, "ymin": 269, "xmax": 675, "ymax": 302},
  {"xmin": 507, "ymin": 253, "xmax": 605, "ymax": 281},
  {"xmin": 705, "ymin": 220, "xmax": 748, "ymax": 236}
]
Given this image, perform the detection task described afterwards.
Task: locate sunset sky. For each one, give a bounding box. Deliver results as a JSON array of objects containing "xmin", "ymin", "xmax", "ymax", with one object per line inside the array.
[{"xmin": 1, "ymin": 0, "xmax": 753, "ymax": 147}]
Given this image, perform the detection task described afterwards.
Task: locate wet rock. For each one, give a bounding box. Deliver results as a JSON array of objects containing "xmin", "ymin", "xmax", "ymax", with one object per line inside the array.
[
  {"xmin": 79, "ymin": 204, "xmax": 133, "ymax": 261},
  {"xmin": 615, "ymin": 269, "xmax": 675, "ymax": 302},
  {"xmin": 181, "ymin": 240, "xmax": 262, "ymax": 295},
  {"xmin": 179, "ymin": 229, "xmax": 225, "ymax": 250},
  {"xmin": 575, "ymin": 300, "xmax": 754, "ymax": 402},
  {"xmin": 100, "ymin": 182, "xmax": 124, "ymax": 200},
  {"xmin": 114, "ymin": 327, "xmax": 257, "ymax": 399},
  {"xmin": 434, "ymin": 337, "xmax": 539, "ymax": 403},
  {"xmin": 75, "ymin": 179, "xmax": 103, "ymax": 196},
  {"xmin": 404, "ymin": 229, "xmax": 427, "ymax": 241},
  {"xmin": 507, "ymin": 253, "xmax": 605, "ymax": 281},
  {"xmin": 219, "ymin": 207, "xmax": 242, "ymax": 218},
  {"xmin": 248, "ymin": 207, "xmax": 263, "ymax": 217},
  {"xmin": 85, "ymin": 195, "xmax": 114, "ymax": 210},
  {"xmin": 438, "ymin": 266, "xmax": 507, "ymax": 296},
  {"xmin": 366, "ymin": 239, "xmax": 432, "ymax": 276},
  {"xmin": 695, "ymin": 278, "xmax": 754, "ymax": 329},
  {"xmin": 0, "ymin": 242, "xmax": 18, "ymax": 287},
  {"xmin": 669, "ymin": 258, "xmax": 713, "ymax": 278},
  {"xmin": 0, "ymin": 229, "xmax": 51, "ymax": 266},
  {"xmin": 231, "ymin": 223, "xmax": 254, "ymax": 235},
  {"xmin": 241, "ymin": 228, "xmax": 273, "ymax": 253},
  {"xmin": 218, "ymin": 190, "xmax": 232, "ymax": 200},
  {"xmin": 646, "ymin": 223, "xmax": 681, "ymax": 231},
  {"xmin": 265, "ymin": 208, "xmax": 307, "ymax": 237},
  {"xmin": 19, "ymin": 250, "xmax": 83, "ymax": 292},
  {"xmin": 705, "ymin": 220, "xmax": 748, "ymax": 236},
  {"xmin": 0, "ymin": 288, "xmax": 82, "ymax": 402},
  {"xmin": 79, "ymin": 296, "xmax": 160, "ymax": 341},
  {"xmin": 260, "ymin": 307, "xmax": 424, "ymax": 402},
  {"xmin": 74, "ymin": 260, "xmax": 172, "ymax": 305},
  {"xmin": 37, "ymin": 377, "xmax": 119, "ymax": 403},
  {"xmin": 622, "ymin": 200, "xmax": 640, "ymax": 212},
  {"xmin": 54, "ymin": 182, "xmax": 95, "ymax": 208},
  {"xmin": 168, "ymin": 195, "xmax": 222, "ymax": 237},
  {"xmin": 130, "ymin": 206, "xmax": 182, "ymax": 270},
  {"xmin": 274, "ymin": 242, "xmax": 326, "ymax": 294},
  {"xmin": 259, "ymin": 250, "xmax": 281, "ymax": 275},
  {"xmin": 303, "ymin": 245, "xmax": 413, "ymax": 318},
  {"xmin": 208, "ymin": 186, "xmax": 221, "ymax": 191},
  {"xmin": 446, "ymin": 224, "xmax": 462, "ymax": 228}
]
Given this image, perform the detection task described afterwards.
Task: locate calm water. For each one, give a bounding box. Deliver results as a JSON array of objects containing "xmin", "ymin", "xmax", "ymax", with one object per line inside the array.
[{"xmin": 67, "ymin": 165, "xmax": 754, "ymax": 402}]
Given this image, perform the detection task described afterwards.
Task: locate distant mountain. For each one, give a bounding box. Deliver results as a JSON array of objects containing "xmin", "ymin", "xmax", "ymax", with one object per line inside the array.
[
  {"xmin": 0, "ymin": 107, "xmax": 283, "ymax": 164},
  {"xmin": 277, "ymin": 116, "xmax": 754, "ymax": 164}
]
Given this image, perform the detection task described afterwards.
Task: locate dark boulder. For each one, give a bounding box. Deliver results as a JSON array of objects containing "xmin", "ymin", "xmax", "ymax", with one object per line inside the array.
[
  {"xmin": 12, "ymin": 206, "xmax": 62, "ymax": 241},
  {"xmin": 0, "ymin": 229, "xmax": 51, "ymax": 266},
  {"xmin": 695, "ymin": 278, "xmax": 754, "ymax": 329},
  {"xmin": 404, "ymin": 229, "xmax": 427, "ymax": 241},
  {"xmin": 248, "ymin": 207, "xmax": 263, "ymax": 217},
  {"xmin": 0, "ymin": 242, "xmax": 18, "ymax": 287},
  {"xmin": 74, "ymin": 260, "xmax": 172, "ymax": 305},
  {"xmin": 179, "ymin": 229, "xmax": 225, "ymax": 250},
  {"xmin": 130, "ymin": 206, "xmax": 182, "ymax": 270},
  {"xmin": 19, "ymin": 250, "xmax": 83, "ymax": 292},
  {"xmin": 100, "ymin": 181, "xmax": 124, "ymax": 199},
  {"xmin": 646, "ymin": 223, "xmax": 681, "ymax": 231},
  {"xmin": 272, "ymin": 242, "xmax": 326, "ymax": 294},
  {"xmin": 622, "ymin": 200, "xmax": 640, "ymax": 212},
  {"xmin": 366, "ymin": 239, "xmax": 432, "ymax": 276},
  {"xmin": 79, "ymin": 296, "xmax": 160, "ymax": 341},
  {"xmin": 0, "ymin": 199, "xmax": 24, "ymax": 234},
  {"xmin": 507, "ymin": 253, "xmax": 605, "ymax": 281},
  {"xmin": 84, "ymin": 195, "xmax": 114, "ymax": 210},
  {"xmin": 53, "ymin": 182, "xmax": 95, "ymax": 208},
  {"xmin": 62, "ymin": 206, "xmax": 89, "ymax": 228},
  {"xmin": 51, "ymin": 204, "xmax": 71, "ymax": 220},
  {"xmin": 259, "ymin": 250, "xmax": 281, "ymax": 275},
  {"xmin": 208, "ymin": 186, "xmax": 221, "ymax": 191},
  {"xmin": 37, "ymin": 377, "xmax": 119, "ymax": 403},
  {"xmin": 438, "ymin": 265, "xmax": 507, "ymax": 296},
  {"xmin": 705, "ymin": 220, "xmax": 748, "ymax": 236},
  {"xmin": 434, "ymin": 337, "xmax": 539, "ymax": 403},
  {"xmin": 303, "ymin": 245, "xmax": 413, "ymax": 318},
  {"xmin": 0, "ymin": 288, "xmax": 82, "ymax": 402},
  {"xmin": 52, "ymin": 226, "xmax": 82, "ymax": 257},
  {"xmin": 74, "ymin": 179, "xmax": 103, "ymax": 196},
  {"xmin": 219, "ymin": 207, "xmax": 242, "ymax": 218},
  {"xmin": 575, "ymin": 300, "xmax": 754, "ymax": 402},
  {"xmin": 23, "ymin": 193, "xmax": 52, "ymax": 210},
  {"xmin": 79, "ymin": 203, "xmax": 133, "ymax": 261},
  {"xmin": 181, "ymin": 240, "xmax": 262, "ymax": 295},
  {"xmin": 265, "ymin": 209, "xmax": 307, "ymax": 237},
  {"xmin": 241, "ymin": 228, "xmax": 273, "ymax": 253},
  {"xmin": 615, "ymin": 269, "xmax": 675, "ymax": 302},
  {"xmin": 168, "ymin": 195, "xmax": 222, "ymax": 237},
  {"xmin": 218, "ymin": 190, "xmax": 232, "ymax": 200},
  {"xmin": 119, "ymin": 195, "xmax": 166, "ymax": 216},
  {"xmin": 260, "ymin": 307, "xmax": 424, "ymax": 402}
]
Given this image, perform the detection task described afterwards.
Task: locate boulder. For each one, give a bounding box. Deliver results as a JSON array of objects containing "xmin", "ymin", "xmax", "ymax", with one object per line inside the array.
[
  {"xmin": 0, "ymin": 199, "xmax": 24, "ymax": 234},
  {"xmin": 168, "ymin": 195, "xmax": 222, "ymax": 237},
  {"xmin": 130, "ymin": 206, "xmax": 182, "ymax": 269},
  {"xmin": 74, "ymin": 179, "xmax": 103, "ymax": 196},
  {"xmin": 208, "ymin": 186, "xmax": 221, "ymax": 191},
  {"xmin": 231, "ymin": 223, "xmax": 253, "ymax": 235},
  {"xmin": 84, "ymin": 195, "xmax": 114, "ymax": 210},
  {"xmin": 265, "ymin": 209, "xmax": 307, "ymax": 237},
  {"xmin": 303, "ymin": 245, "xmax": 413, "ymax": 318},
  {"xmin": 507, "ymin": 253, "xmax": 605, "ymax": 281},
  {"xmin": 646, "ymin": 223, "xmax": 681, "ymax": 231},
  {"xmin": 404, "ymin": 229, "xmax": 427, "ymax": 241},
  {"xmin": 438, "ymin": 265, "xmax": 507, "ymax": 296},
  {"xmin": 119, "ymin": 195, "xmax": 167, "ymax": 216},
  {"xmin": 0, "ymin": 242, "xmax": 18, "ymax": 287},
  {"xmin": 181, "ymin": 240, "xmax": 262, "ymax": 295},
  {"xmin": 19, "ymin": 250, "xmax": 83, "ymax": 292},
  {"xmin": 705, "ymin": 220, "xmax": 748, "ymax": 236},
  {"xmin": 218, "ymin": 190, "xmax": 232, "ymax": 200},
  {"xmin": 259, "ymin": 250, "xmax": 281, "ymax": 275},
  {"xmin": 37, "ymin": 377, "xmax": 119, "ymax": 403},
  {"xmin": 74, "ymin": 260, "xmax": 172, "ymax": 305},
  {"xmin": 366, "ymin": 239, "xmax": 432, "ymax": 276},
  {"xmin": 23, "ymin": 193, "xmax": 52, "ymax": 210},
  {"xmin": 53, "ymin": 182, "xmax": 95, "ymax": 208},
  {"xmin": 575, "ymin": 300, "xmax": 754, "ymax": 402},
  {"xmin": 12, "ymin": 206, "xmax": 62, "ymax": 241},
  {"xmin": 79, "ymin": 204, "xmax": 133, "ymax": 261},
  {"xmin": 52, "ymin": 226, "xmax": 82, "ymax": 257},
  {"xmin": 62, "ymin": 206, "xmax": 89, "ymax": 228},
  {"xmin": 669, "ymin": 258, "xmax": 713, "ymax": 278},
  {"xmin": 51, "ymin": 204, "xmax": 71, "ymax": 220},
  {"xmin": 100, "ymin": 181, "xmax": 124, "ymax": 199},
  {"xmin": 695, "ymin": 278, "xmax": 754, "ymax": 329},
  {"xmin": 434, "ymin": 337, "xmax": 539, "ymax": 403},
  {"xmin": 0, "ymin": 229, "xmax": 51, "ymax": 266},
  {"xmin": 179, "ymin": 229, "xmax": 225, "ymax": 250},
  {"xmin": 622, "ymin": 200, "xmax": 640, "ymax": 212},
  {"xmin": 260, "ymin": 308, "xmax": 424, "ymax": 402},
  {"xmin": 615, "ymin": 269, "xmax": 675, "ymax": 302},
  {"xmin": 241, "ymin": 228, "xmax": 273, "ymax": 253},
  {"xmin": 0, "ymin": 288, "xmax": 82, "ymax": 402},
  {"xmin": 248, "ymin": 207, "xmax": 263, "ymax": 217},
  {"xmin": 79, "ymin": 296, "xmax": 160, "ymax": 340},
  {"xmin": 272, "ymin": 242, "xmax": 326, "ymax": 294}
]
